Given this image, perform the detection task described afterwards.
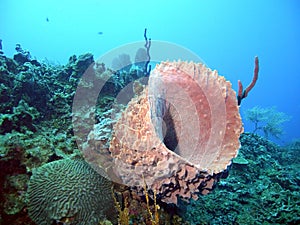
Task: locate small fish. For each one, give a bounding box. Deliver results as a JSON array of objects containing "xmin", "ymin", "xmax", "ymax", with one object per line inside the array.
[
  {"xmin": 97, "ymin": 31, "xmax": 103, "ymax": 35},
  {"xmin": 46, "ymin": 17, "xmax": 49, "ymax": 22}
]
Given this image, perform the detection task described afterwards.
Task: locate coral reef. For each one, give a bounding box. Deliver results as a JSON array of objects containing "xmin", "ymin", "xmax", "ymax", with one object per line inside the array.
[
  {"xmin": 0, "ymin": 99, "xmax": 39, "ymax": 134},
  {"xmin": 1, "ymin": 51, "xmax": 180, "ymax": 224},
  {"xmin": 14, "ymin": 44, "xmax": 32, "ymax": 65},
  {"xmin": 180, "ymin": 133, "xmax": 300, "ymax": 224},
  {"xmin": 0, "ymin": 50, "xmax": 298, "ymax": 224},
  {"xmin": 0, "ymin": 52, "xmax": 97, "ymax": 224},
  {"xmin": 27, "ymin": 158, "xmax": 117, "ymax": 225}
]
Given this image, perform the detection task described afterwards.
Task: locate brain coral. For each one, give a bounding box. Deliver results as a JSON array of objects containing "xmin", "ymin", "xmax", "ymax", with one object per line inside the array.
[
  {"xmin": 108, "ymin": 61, "xmax": 243, "ymax": 204},
  {"xmin": 27, "ymin": 158, "xmax": 116, "ymax": 225}
]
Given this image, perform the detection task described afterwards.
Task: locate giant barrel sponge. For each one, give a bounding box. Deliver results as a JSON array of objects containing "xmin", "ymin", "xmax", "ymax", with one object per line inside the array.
[{"xmin": 108, "ymin": 61, "xmax": 243, "ymax": 204}]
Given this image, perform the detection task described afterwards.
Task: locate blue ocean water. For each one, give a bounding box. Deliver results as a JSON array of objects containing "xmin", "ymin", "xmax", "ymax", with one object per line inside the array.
[{"xmin": 1, "ymin": 0, "xmax": 299, "ymax": 142}]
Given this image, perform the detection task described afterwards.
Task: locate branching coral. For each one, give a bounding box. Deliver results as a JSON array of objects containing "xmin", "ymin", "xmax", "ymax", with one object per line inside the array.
[
  {"xmin": 143, "ymin": 178, "xmax": 160, "ymax": 225},
  {"xmin": 112, "ymin": 187, "xmax": 130, "ymax": 225}
]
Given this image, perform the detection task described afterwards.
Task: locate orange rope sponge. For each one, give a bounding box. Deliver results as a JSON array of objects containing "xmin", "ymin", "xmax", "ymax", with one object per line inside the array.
[{"xmin": 109, "ymin": 61, "xmax": 243, "ymax": 204}]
